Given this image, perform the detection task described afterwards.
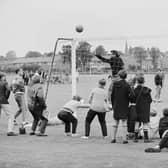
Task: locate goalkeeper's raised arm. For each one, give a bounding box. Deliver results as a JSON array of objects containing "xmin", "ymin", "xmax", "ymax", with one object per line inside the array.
[{"xmin": 95, "ymin": 50, "xmax": 124, "ymax": 77}]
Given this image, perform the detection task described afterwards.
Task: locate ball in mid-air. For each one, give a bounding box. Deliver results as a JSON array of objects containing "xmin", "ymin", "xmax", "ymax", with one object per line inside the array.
[{"xmin": 75, "ymin": 25, "xmax": 84, "ymax": 33}]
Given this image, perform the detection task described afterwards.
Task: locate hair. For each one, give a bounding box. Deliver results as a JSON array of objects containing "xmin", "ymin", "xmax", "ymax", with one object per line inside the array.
[
  {"xmin": 111, "ymin": 50, "xmax": 120, "ymax": 57},
  {"xmin": 163, "ymin": 108, "xmax": 168, "ymax": 117},
  {"xmin": 73, "ymin": 95, "xmax": 82, "ymax": 101},
  {"xmin": 32, "ymin": 74, "xmax": 40, "ymax": 83},
  {"xmin": 99, "ymin": 78, "xmax": 106, "ymax": 86},
  {"xmin": 0, "ymin": 73, "xmax": 5, "ymax": 80},
  {"xmin": 128, "ymin": 77, "xmax": 136, "ymax": 86},
  {"xmin": 118, "ymin": 70, "xmax": 127, "ymax": 79},
  {"xmin": 150, "ymin": 109, "xmax": 157, "ymax": 117},
  {"xmin": 137, "ymin": 76, "xmax": 145, "ymax": 84}
]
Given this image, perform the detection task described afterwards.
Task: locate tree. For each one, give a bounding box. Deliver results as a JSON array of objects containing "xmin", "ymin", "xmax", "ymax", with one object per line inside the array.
[
  {"xmin": 76, "ymin": 41, "xmax": 92, "ymax": 71},
  {"xmin": 44, "ymin": 52, "xmax": 54, "ymax": 57},
  {"xmin": 133, "ymin": 47, "xmax": 146, "ymax": 70},
  {"xmin": 60, "ymin": 45, "xmax": 71, "ymax": 64},
  {"xmin": 21, "ymin": 64, "xmax": 41, "ymax": 72},
  {"xmin": 94, "ymin": 45, "xmax": 107, "ymax": 56},
  {"xmin": 25, "ymin": 51, "xmax": 43, "ymax": 58},
  {"xmin": 0, "ymin": 55, "xmax": 5, "ymax": 60},
  {"xmin": 6, "ymin": 50, "xmax": 17, "ymax": 59},
  {"xmin": 150, "ymin": 47, "xmax": 160, "ymax": 70}
]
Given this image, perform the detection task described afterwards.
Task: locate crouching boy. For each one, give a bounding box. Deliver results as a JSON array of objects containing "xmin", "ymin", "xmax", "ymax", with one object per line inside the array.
[
  {"xmin": 57, "ymin": 96, "xmax": 89, "ymax": 136},
  {"xmin": 27, "ymin": 74, "xmax": 48, "ymax": 136}
]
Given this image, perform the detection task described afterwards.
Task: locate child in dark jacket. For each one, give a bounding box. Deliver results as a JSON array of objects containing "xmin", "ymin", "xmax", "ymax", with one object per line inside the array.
[
  {"xmin": 145, "ymin": 108, "xmax": 168, "ymax": 152},
  {"xmin": 0, "ymin": 73, "xmax": 17, "ymax": 136},
  {"xmin": 27, "ymin": 74, "xmax": 48, "ymax": 136},
  {"xmin": 134, "ymin": 76, "xmax": 152, "ymax": 143},
  {"xmin": 111, "ymin": 70, "xmax": 134, "ymax": 144}
]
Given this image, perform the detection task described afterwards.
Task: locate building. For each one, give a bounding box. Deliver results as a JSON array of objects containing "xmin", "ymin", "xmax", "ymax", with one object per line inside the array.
[{"xmin": 0, "ymin": 55, "xmax": 67, "ymax": 72}]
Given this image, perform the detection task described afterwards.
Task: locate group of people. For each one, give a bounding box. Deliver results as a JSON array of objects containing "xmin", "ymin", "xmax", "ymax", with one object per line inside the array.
[
  {"xmin": 0, "ymin": 50, "xmax": 168, "ymax": 153},
  {"xmin": 0, "ymin": 68, "xmax": 48, "ymax": 136}
]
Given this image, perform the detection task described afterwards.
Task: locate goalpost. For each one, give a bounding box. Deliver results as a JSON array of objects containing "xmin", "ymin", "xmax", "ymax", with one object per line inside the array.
[{"xmin": 45, "ymin": 38, "xmax": 77, "ymax": 101}]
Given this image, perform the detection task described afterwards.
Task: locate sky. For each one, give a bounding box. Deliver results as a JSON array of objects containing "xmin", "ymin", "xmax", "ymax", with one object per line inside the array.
[{"xmin": 1, "ymin": 0, "xmax": 168, "ymax": 57}]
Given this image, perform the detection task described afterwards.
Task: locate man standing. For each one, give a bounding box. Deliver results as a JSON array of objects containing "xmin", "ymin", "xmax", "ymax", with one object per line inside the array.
[
  {"xmin": 154, "ymin": 69, "xmax": 164, "ymax": 102},
  {"xmin": 0, "ymin": 73, "xmax": 17, "ymax": 136},
  {"xmin": 11, "ymin": 68, "xmax": 27, "ymax": 126},
  {"xmin": 95, "ymin": 50, "xmax": 124, "ymax": 77},
  {"xmin": 95, "ymin": 50, "xmax": 124, "ymax": 101}
]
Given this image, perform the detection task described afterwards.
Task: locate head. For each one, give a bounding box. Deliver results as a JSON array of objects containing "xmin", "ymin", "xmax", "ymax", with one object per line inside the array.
[
  {"xmin": 0, "ymin": 73, "xmax": 6, "ymax": 82},
  {"xmin": 111, "ymin": 50, "xmax": 120, "ymax": 57},
  {"xmin": 118, "ymin": 69, "xmax": 127, "ymax": 79},
  {"xmin": 150, "ymin": 109, "xmax": 157, "ymax": 117},
  {"xmin": 128, "ymin": 77, "xmax": 136, "ymax": 87},
  {"xmin": 16, "ymin": 68, "xmax": 23, "ymax": 76},
  {"xmin": 163, "ymin": 108, "xmax": 168, "ymax": 117},
  {"xmin": 137, "ymin": 76, "xmax": 145, "ymax": 85},
  {"xmin": 32, "ymin": 74, "xmax": 40, "ymax": 84},
  {"xmin": 72, "ymin": 95, "xmax": 82, "ymax": 102},
  {"xmin": 98, "ymin": 78, "xmax": 106, "ymax": 88}
]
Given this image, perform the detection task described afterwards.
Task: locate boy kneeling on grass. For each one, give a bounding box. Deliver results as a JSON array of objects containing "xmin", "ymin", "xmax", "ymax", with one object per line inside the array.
[{"xmin": 145, "ymin": 108, "xmax": 168, "ymax": 152}]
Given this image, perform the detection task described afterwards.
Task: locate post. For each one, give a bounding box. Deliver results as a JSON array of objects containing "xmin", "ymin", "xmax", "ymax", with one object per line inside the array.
[{"xmin": 71, "ymin": 39, "xmax": 77, "ymax": 97}]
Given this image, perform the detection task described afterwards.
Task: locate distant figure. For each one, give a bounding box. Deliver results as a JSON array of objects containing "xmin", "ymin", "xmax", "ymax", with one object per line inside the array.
[
  {"xmin": 154, "ymin": 69, "xmax": 164, "ymax": 102},
  {"xmin": 23, "ymin": 71, "xmax": 29, "ymax": 85},
  {"xmin": 0, "ymin": 73, "xmax": 18, "ymax": 136}
]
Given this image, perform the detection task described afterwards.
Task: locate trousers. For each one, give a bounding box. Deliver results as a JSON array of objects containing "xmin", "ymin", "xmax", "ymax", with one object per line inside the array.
[
  {"xmin": 85, "ymin": 109, "xmax": 107, "ymax": 137},
  {"xmin": 0, "ymin": 104, "xmax": 14, "ymax": 132}
]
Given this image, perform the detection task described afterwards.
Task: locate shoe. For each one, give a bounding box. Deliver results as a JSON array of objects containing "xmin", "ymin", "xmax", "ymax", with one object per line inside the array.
[
  {"xmin": 145, "ymin": 147, "xmax": 161, "ymax": 153},
  {"xmin": 14, "ymin": 120, "xmax": 18, "ymax": 126},
  {"xmin": 123, "ymin": 140, "xmax": 128, "ymax": 144},
  {"xmin": 134, "ymin": 139, "xmax": 139, "ymax": 143},
  {"xmin": 103, "ymin": 136, "xmax": 108, "ymax": 139},
  {"xmin": 144, "ymin": 139, "xmax": 153, "ymax": 143},
  {"xmin": 36, "ymin": 133, "xmax": 48, "ymax": 136},
  {"xmin": 71, "ymin": 133, "xmax": 79, "ymax": 137},
  {"xmin": 110, "ymin": 139, "xmax": 116, "ymax": 143},
  {"xmin": 7, "ymin": 132, "xmax": 18, "ymax": 136},
  {"xmin": 65, "ymin": 133, "xmax": 71, "ymax": 136},
  {"xmin": 81, "ymin": 136, "xmax": 89, "ymax": 139},
  {"xmin": 22, "ymin": 121, "xmax": 29, "ymax": 127},
  {"xmin": 29, "ymin": 132, "xmax": 35, "ymax": 135}
]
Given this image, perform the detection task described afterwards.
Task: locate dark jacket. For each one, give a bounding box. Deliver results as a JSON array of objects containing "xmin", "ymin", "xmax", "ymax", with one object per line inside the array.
[
  {"xmin": 159, "ymin": 116, "xmax": 168, "ymax": 137},
  {"xmin": 27, "ymin": 82, "xmax": 46, "ymax": 112},
  {"xmin": 0, "ymin": 81, "xmax": 10, "ymax": 104},
  {"xmin": 134, "ymin": 85, "xmax": 152, "ymax": 123},
  {"xmin": 154, "ymin": 74, "xmax": 163, "ymax": 86},
  {"xmin": 95, "ymin": 55, "xmax": 124, "ymax": 76},
  {"xmin": 111, "ymin": 79, "xmax": 133, "ymax": 120}
]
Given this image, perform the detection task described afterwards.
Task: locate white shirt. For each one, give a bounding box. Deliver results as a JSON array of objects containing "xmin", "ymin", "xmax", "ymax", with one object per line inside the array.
[
  {"xmin": 62, "ymin": 100, "xmax": 81, "ymax": 118},
  {"xmin": 89, "ymin": 87, "xmax": 108, "ymax": 112}
]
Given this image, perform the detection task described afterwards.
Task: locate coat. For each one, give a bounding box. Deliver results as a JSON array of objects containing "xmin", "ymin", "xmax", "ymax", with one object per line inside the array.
[
  {"xmin": 134, "ymin": 85, "xmax": 152, "ymax": 123},
  {"xmin": 27, "ymin": 82, "xmax": 46, "ymax": 112},
  {"xmin": 111, "ymin": 79, "xmax": 133, "ymax": 120}
]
